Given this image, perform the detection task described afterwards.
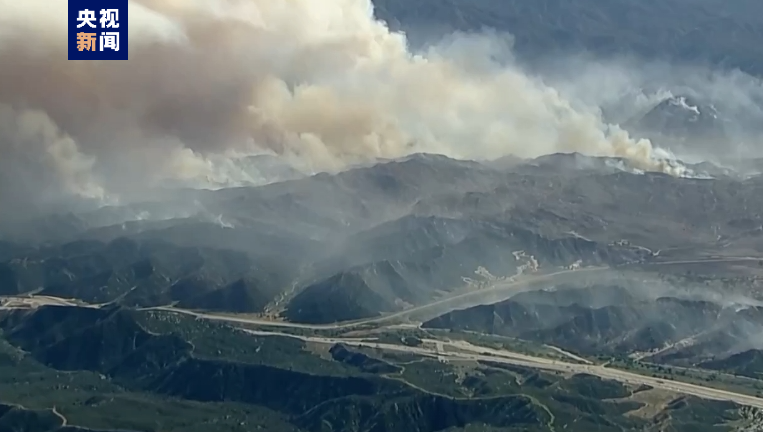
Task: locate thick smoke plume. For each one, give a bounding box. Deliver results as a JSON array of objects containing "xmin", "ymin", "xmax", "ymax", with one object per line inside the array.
[{"xmin": 0, "ymin": 0, "xmax": 706, "ymax": 218}]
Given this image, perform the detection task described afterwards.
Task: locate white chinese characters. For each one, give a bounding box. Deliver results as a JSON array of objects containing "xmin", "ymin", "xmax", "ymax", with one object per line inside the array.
[
  {"xmin": 100, "ymin": 33, "xmax": 120, "ymax": 52},
  {"xmin": 72, "ymin": 6, "xmax": 125, "ymax": 59},
  {"xmin": 100, "ymin": 9, "xmax": 120, "ymax": 28},
  {"xmin": 76, "ymin": 9, "xmax": 97, "ymax": 28}
]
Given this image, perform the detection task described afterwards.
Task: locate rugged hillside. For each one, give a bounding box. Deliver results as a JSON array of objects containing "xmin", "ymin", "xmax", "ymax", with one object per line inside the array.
[
  {"xmin": 0, "ymin": 238, "xmax": 285, "ymax": 313},
  {"xmin": 281, "ymin": 155, "xmax": 763, "ymax": 323},
  {"xmin": 626, "ymin": 95, "xmax": 727, "ymax": 141},
  {"xmin": 423, "ymin": 283, "xmax": 763, "ymax": 366},
  {"xmin": 701, "ymin": 349, "xmax": 763, "ymax": 379},
  {"xmin": 285, "ymin": 215, "xmax": 646, "ymax": 324},
  {"xmin": 0, "ymin": 304, "xmax": 692, "ymax": 432},
  {"xmin": 0, "ymin": 304, "xmax": 748, "ymax": 432},
  {"xmin": 2, "ymin": 0, "xmax": 763, "ymax": 430},
  {"xmin": 2, "ymin": 154, "xmax": 763, "ymax": 324},
  {"xmin": 0, "ymin": 403, "xmax": 65, "ymax": 432}
]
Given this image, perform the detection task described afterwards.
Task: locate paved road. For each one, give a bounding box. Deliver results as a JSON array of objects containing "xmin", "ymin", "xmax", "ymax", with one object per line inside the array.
[
  {"xmin": 642, "ymin": 257, "xmax": 762, "ymax": 266},
  {"xmin": 51, "ymin": 407, "xmax": 67, "ymax": 427},
  {"xmin": 160, "ymin": 256, "xmax": 761, "ymax": 330},
  {"xmin": 241, "ymin": 327, "xmax": 763, "ymax": 409},
  {"xmin": 140, "ymin": 256, "xmax": 762, "ymax": 330},
  {"xmin": 4, "ymin": 258, "xmax": 763, "ymax": 408},
  {"xmin": 3, "ymin": 256, "xmax": 759, "ymax": 331},
  {"xmin": 0, "ymin": 295, "xmax": 90, "ymax": 310},
  {"xmin": 144, "ymin": 266, "xmax": 610, "ymax": 330}
]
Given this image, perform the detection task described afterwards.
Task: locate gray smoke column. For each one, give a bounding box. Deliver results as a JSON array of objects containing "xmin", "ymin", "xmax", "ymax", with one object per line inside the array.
[{"xmin": 0, "ymin": 0, "xmax": 683, "ymax": 218}]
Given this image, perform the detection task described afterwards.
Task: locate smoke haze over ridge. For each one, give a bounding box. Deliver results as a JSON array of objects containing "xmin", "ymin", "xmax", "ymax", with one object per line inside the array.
[{"xmin": 1, "ymin": 0, "xmax": 762, "ymax": 219}]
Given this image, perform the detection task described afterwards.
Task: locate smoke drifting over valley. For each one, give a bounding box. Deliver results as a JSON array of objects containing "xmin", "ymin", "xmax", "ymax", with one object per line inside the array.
[{"xmin": 1, "ymin": 0, "xmax": 763, "ymax": 219}]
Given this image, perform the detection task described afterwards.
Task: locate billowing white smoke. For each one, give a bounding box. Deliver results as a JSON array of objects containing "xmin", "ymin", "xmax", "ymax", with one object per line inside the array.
[{"xmin": 0, "ymin": 0, "xmax": 690, "ymax": 218}]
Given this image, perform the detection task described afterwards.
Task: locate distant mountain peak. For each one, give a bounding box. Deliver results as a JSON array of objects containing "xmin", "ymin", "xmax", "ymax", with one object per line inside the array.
[
  {"xmin": 625, "ymin": 93, "xmax": 728, "ymax": 149},
  {"xmin": 656, "ymin": 95, "xmax": 719, "ymax": 121}
]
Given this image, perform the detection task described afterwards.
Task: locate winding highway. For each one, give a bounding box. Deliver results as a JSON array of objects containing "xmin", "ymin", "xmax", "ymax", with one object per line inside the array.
[
  {"xmin": 239, "ymin": 328, "xmax": 763, "ymax": 409},
  {"xmin": 3, "ymin": 256, "xmax": 763, "ymax": 409},
  {"xmin": 143, "ymin": 265, "xmax": 611, "ymax": 329},
  {"xmin": 141, "ymin": 255, "xmax": 761, "ymax": 330},
  {"xmin": 641, "ymin": 256, "xmax": 762, "ymax": 266}
]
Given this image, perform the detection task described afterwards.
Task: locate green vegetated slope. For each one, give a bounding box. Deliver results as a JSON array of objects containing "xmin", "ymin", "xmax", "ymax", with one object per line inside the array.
[
  {"xmin": 0, "ymin": 305, "xmax": 749, "ymax": 432},
  {"xmin": 0, "ymin": 238, "xmax": 285, "ymax": 313}
]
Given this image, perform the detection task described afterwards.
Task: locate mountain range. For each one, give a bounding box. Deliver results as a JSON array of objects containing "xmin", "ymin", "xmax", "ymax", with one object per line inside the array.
[
  {"xmin": 2, "ymin": 153, "xmax": 762, "ymax": 325},
  {"xmin": 3, "ymin": 0, "xmax": 763, "ymax": 431}
]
